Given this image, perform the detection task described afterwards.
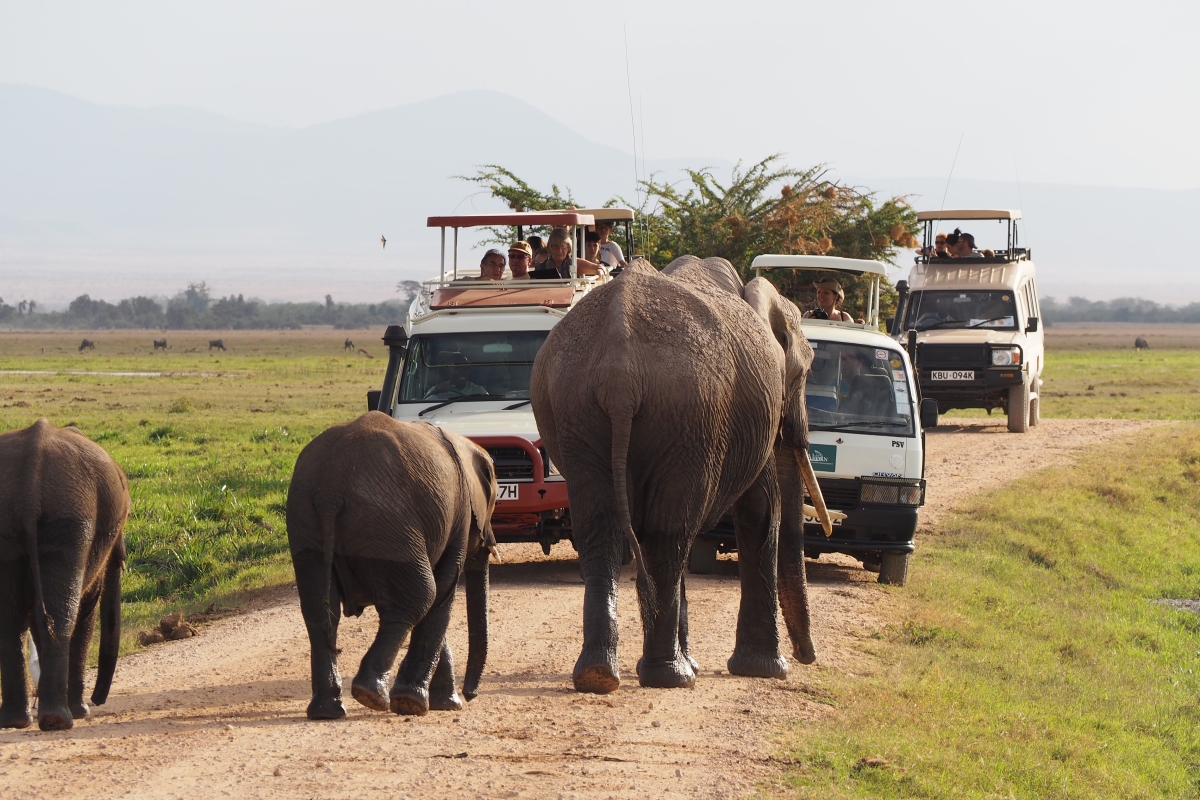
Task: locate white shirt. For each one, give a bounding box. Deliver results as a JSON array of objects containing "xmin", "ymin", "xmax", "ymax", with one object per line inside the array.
[{"xmin": 598, "ymin": 240, "xmax": 624, "ymax": 267}]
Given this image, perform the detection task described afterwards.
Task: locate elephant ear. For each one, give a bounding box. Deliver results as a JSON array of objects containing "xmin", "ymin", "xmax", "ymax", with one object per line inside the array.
[
  {"xmin": 462, "ymin": 440, "xmax": 499, "ymax": 555},
  {"xmin": 744, "ymin": 277, "xmax": 814, "ymax": 450}
]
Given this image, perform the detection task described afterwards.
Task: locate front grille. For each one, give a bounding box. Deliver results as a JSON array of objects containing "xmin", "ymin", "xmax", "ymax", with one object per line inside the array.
[
  {"xmin": 810, "ymin": 478, "xmax": 859, "ymax": 510},
  {"xmin": 485, "ymin": 446, "xmax": 534, "ymax": 481},
  {"xmin": 918, "ymin": 344, "xmax": 988, "ymax": 367}
]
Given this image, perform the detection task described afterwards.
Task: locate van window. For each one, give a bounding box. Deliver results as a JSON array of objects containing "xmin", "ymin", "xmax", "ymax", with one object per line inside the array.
[
  {"xmin": 805, "ymin": 341, "xmax": 914, "ymax": 436},
  {"xmin": 903, "ymin": 291, "xmax": 1018, "ymax": 331},
  {"xmin": 399, "ymin": 331, "xmax": 549, "ymax": 402}
]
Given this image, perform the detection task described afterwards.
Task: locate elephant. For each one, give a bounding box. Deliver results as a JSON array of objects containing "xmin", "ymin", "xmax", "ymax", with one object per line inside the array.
[
  {"xmin": 0, "ymin": 418, "xmax": 129, "ymax": 731},
  {"xmin": 286, "ymin": 411, "xmax": 497, "ymax": 720},
  {"xmin": 530, "ymin": 256, "xmax": 835, "ymax": 693}
]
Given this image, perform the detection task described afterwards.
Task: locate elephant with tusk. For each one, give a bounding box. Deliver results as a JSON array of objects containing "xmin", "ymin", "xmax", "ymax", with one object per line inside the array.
[
  {"xmin": 530, "ymin": 255, "xmax": 835, "ymax": 693},
  {"xmin": 287, "ymin": 412, "xmax": 498, "ymax": 719}
]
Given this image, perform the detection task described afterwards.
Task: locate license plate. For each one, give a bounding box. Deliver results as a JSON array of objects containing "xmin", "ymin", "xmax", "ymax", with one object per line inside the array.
[
  {"xmin": 804, "ymin": 515, "xmax": 843, "ymax": 526},
  {"xmin": 931, "ymin": 370, "xmax": 974, "ymax": 381},
  {"xmin": 497, "ymin": 484, "xmax": 519, "ymax": 501}
]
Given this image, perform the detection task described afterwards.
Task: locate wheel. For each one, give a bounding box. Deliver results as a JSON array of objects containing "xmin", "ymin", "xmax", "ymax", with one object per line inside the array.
[
  {"xmin": 878, "ymin": 552, "xmax": 909, "ymax": 585},
  {"xmin": 1029, "ymin": 394, "xmax": 1040, "ymax": 426},
  {"xmin": 1007, "ymin": 382, "xmax": 1030, "ymax": 433},
  {"xmin": 687, "ymin": 538, "xmax": 718, "ymax": 575}
]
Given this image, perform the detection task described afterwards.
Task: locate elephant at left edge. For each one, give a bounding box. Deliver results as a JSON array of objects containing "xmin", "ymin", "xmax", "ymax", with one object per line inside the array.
[{"xmin": 287, "ymin": 412, "xmax": 497, "ymax": 719}]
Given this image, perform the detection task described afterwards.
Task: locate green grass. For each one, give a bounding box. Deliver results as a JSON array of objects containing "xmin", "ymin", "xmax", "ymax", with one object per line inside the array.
[
  {"xmin": 0, "ymin": 329, "xmax": 383, "ymax": 654},
  {"xmin": 779, "ymin": 423, "xmax": 1200, "ymax": 798}
]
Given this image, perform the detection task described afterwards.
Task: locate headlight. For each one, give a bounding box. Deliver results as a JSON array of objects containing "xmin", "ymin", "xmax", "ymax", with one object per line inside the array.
[
  {"xmin": 991, "ymin": 347, "xmax": 1021, "ymax": 366},
  {"xmin": 860, "ymin": 478, "xmax": 925, "ymax": 507}
]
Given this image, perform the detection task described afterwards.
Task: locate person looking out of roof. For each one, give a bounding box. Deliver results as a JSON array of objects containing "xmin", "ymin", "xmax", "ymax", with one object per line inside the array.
[
  {"xmin": 947, "ymin": 229, "xmax": 983, "ymax": 259},
  {"xmin": 532, "ymin": 227, "xmax": 602, "ymax": 278},
  {"xmin": 803, "ymin": 278, "xmax": 855, "ymax": 321},
  {"xmin": 594, "ymin": 219, "xmax": 627, "ymax": 268},
  {"xmin": 476, "ymin": 248, "xmax": 507, "ymax": 280},
  {"xmin": 933, "ymin": 232, "xmax": 950, "ymax": 258},
  {"xmin": 584, "ymin": 231, "xmax": 602, "ymax": 264},
  {"xmin": 527, "ymin": 235, "xmax": 545, "ymax": 253},
  {"xmin": 507, "ymin": 241, "xmax": 533, "ymax": 280}
]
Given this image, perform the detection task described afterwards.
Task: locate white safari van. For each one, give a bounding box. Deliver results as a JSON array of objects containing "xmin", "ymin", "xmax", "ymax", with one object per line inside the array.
[
  {"xmin": 690, "ymin": 255, "xmax": 935, "ymax": 585},
  {"xmin": 894, "ymin": 209, "xmax": 1044, "ymax": 432}
]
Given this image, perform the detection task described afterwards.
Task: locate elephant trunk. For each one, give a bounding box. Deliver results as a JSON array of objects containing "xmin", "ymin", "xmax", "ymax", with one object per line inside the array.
[
  {"xmin": 91, "ymin": 549, "xmax": 123, "ymax": 705},
  {"xmin": 778, "ymin": 449, "xmax": 817, "ymax": 664},
  {"xmin": 797, "ymin": 447, "xmax": 836, "ymax": 536},
  {"xmin": 462, "ymin": 548, "xmax": 490, "ymax": 700}
]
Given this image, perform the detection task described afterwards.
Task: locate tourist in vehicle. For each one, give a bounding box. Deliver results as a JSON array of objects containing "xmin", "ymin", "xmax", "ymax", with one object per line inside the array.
[
  {"xmin": 507, "ymin": 241, "xmax": 533, "ymax": 280},
  {"xmin": 424, "ymin": 352, "xmax": 488, "ymax": 399},
  {"xmin": 595, "ymin": 219, "xmax": 627, "ymax": 268},
  {"xmin": 934, "ymin": 232, "xmax": 950, "ymax": 258},
  {"xmin": 532, "ymin": 227, "xmax": 602, "ymax": 279},
  {"xmin": 584, "ymin": 231, "xmax": 602, "ymax": 264},
  {"xmin": 532, "ymin": 247, "xmax": 549, "ymax": 268},
  {"xmin": 947, "ymin": 229, "xmax": 983, "ymax": 259},
  {"xmin": 803, "ymin": 278, "xmax": 855, "ymax": 321},
  {"xmin": 476, "ymin": 249, "xmax": 507, "ymax": 280},
  {"xmin": 527, "ymin": 235, "xmax": 545, "ymax": 253}
]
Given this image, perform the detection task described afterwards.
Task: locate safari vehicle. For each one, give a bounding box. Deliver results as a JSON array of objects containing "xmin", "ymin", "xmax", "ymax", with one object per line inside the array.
[
  {"xmin": 370, "ymin": 211, "xmax": 612, "ymax": 550},
  {"xmin": 894, "ymin": 209, "xmax": 1044, "ymax": 433},
  {"xmin": 689, "ymin": 255, "xmax": 934, "ymax": 585}
]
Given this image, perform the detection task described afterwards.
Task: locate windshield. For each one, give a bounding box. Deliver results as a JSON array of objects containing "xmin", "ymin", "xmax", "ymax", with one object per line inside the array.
[
  {"xmin": 399, "ymin": 331, "xmax": 549, "ymax": 403},
  {"xmin": 904, "ymin": 290, "xmax": 1018, "ymax": 331},
  {"xmin": 805, "ymin": 341, "xmax": 914, "ymax": 436}
]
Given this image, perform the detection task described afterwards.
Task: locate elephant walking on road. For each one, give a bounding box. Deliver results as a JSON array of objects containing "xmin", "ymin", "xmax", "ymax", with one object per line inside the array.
[
  {"xmin": 530, "ymin": 256, "xmax": 834, "ymax": 693},
  {"xmin": 287, "ymin": 412, "xmax": 497, "ymax": 719},
  {"xmin": 0, "ymin": 419, "xmax": 129, "ymax": 731}
]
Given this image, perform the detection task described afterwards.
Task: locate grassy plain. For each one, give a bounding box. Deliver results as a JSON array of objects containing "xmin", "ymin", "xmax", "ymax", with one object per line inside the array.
[{"xmin": 0, "ymin": 328, "xmax": 385, "ymax": 652}]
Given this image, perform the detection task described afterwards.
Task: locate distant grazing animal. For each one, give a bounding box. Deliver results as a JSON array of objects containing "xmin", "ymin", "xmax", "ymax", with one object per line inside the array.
[
  {"xmin": 208, "ymin": 339, "xmax": 226, "ymax": 352},
  {"xmin": 78, "ymin": 339, "xmax": 95, "ymax": 352},
  {"xmin": 343, "ymin": 338, "xmax": 355, "ymax": 351},
  {"xmin": 1135, "ymin": 336, "xmax": 1150, "ymax": 351},
  {"xmin": 357, "ymin": 348, "xmax": 374, "ymax": 359},
  {"xmin": 153, "ymin": 339, "xmax": 168, "ymax": 350}
]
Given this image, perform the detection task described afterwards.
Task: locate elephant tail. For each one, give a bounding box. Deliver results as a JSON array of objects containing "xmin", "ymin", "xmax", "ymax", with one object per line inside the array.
[
  {"xmin": 92, "ymin": 543, "xmax": 124, "ymax": 704},
  {"xmin": 314, "ymin": 493, "xmax": 341, "ymax": 618},
  {"xmin": 610, "ymin": 408, "xmax": 656, "ymax": 618},
  {"xmin": 18, "ymin": 420, "xmax": 51, "ymax": 647}
]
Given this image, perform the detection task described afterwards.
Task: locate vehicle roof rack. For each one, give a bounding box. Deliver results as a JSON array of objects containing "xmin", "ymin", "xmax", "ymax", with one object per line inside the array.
[
  {"xmin": 751, "ymin": 254, "xmax": 888, "ymax": 276},
  {"xmin": 548, "ymin": 207, "xmax": 635, "ymax": 222},
  {"xmin": 427, "ymin": 211, "xmax": 596, "ymax": 228},
  {"xmin": 915, "ymin": 209, "xmax": 1021, "ymax": 221}
]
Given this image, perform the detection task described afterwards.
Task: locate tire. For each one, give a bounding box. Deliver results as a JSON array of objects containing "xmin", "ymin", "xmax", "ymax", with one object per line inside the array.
[
  {"xmin": 1029, "ymin": 393, "xmax": 1040, "ymax": 427},
  {"xmin": 688, "ymin": 538, "xmax": 719, "ymax": 575},
  {"xmin": 878, "ymin": 552, "xmax": 909, "ymax": 586},
  {"xmin": 1007, "ymin": 382, "xmax": 1030, "ymax": 433}
]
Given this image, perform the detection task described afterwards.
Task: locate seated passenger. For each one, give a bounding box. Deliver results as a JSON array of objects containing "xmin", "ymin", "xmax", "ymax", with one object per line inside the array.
[
  {"xmin": 531, "ymin": 227, "xmax": 603, "ymax": 279},
  {"xmin": 476, "ymin": 249, "xmax": 507, "ymax": 280},
  {"xmin": 532, "ymin": 246, "xmax": 549, "ymax": 268},
  {"xmin": 947, "ymin": 229, "xmax": 983, "ymax": 259},
  {"xmin": 424, "ymin": 352, "xmax": 488, "ymax": 399},
  {"xmin": 595, "ymin": 219, "xmax": 627, "ymax": 268},
  {"xmin": 803, "ymin": 279, "xmax": 854, "ymax": 321},
  {"xmin": 507, "ymin": 241, "xmax": 533, "ymax": 280},
  {"xmin": 527, "ymin": 235, "xmax": 545, "ymax": 253},
  {"xmin": 584, "ymin": 231, "xmax": 602, "ymax": 263}
]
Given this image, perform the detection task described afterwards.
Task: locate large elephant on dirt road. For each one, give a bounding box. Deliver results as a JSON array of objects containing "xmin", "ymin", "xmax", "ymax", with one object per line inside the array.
[
  {"xmin": 530, "ymin": 256, "xmax": 836, "ymax": 693},
  {"xmin": 0, "ymin": 419, "xmax": 129, "ymax": 731},
  {"xmin": 287, "ymin": 412, "xmax": 497, "ymax": 719}
]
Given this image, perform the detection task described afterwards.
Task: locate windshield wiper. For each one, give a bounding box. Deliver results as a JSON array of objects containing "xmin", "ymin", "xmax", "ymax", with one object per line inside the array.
[
  {"xmin": 914, "ymin": 320, "xmax": 958, "ymax": 331},
  {"xmin": 503, "ymin": 399, "xmax": 531, "ymax": 410},
  {"xmin": 813, "ymin": 421, "xmax": 909, "ymax": 431},
  {"xmin": 418, "ymin": 396, "xmax": 493, "ymax": 417}
]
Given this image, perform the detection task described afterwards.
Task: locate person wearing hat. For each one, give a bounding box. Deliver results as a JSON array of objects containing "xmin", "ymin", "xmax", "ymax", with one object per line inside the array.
[
  {"xmin": 946, "ymin": 228, "xmax": 983, "ymax": 259},
  {"xmin": 476, "ymin": 249, "xmax": 506, "ymax": 280},
  {"xmin": 507, "ymin": 241, "xmax": 533, "ymax": 280},
  {"xmin": 804, "ymin": 278, "xmax": 854, "ymax": 321}
]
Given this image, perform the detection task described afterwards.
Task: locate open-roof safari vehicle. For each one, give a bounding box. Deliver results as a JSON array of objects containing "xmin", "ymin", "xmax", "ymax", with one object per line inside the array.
[
  {"xmin": 893, "ymin": 209, "xmax": 1044, "ymax": 433},
  {"xmin": 690, "ymin": 255, "xmax": 934, "ymax": 585},
  {"xmin": 370, "ymin": 210, "xmax": 624, "ymax": 552}
]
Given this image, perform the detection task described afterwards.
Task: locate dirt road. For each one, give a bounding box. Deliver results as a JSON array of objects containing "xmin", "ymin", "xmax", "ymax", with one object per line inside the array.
[{"xmin": 0, "ymin": 418, "xmax": 1158, "ymax": 799}]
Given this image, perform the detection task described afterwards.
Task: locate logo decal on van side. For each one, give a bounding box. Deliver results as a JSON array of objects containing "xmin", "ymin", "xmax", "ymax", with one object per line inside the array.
[{"xmin": 809, "ymin": 443, "xmax": 837, "ymax": 473}]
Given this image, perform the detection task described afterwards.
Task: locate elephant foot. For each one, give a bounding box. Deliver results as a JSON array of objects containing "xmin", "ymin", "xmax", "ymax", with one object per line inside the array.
[
  {"xmin": 638, "ymin": 653, "xmax": 700, "ymax": 677},
  {"xmin": 0, "ymin": 705, "xmax": 32, "ymax": 729},
  {"xmin": 389, "ymin": 685, "xmax": 430, "ymax": 716},
  {"xmin": 350, "ymin": 675, "xmax": 391, "ymax": 712},
  {"xmin": 791, "ymin": 639, "xmax": 818, "ymax": 666},
  {"xmin": 573, "ymin": 649, "xmax": 620, "ymax": 694},
  {"xmin": 428, "ymin": 686, "xmax": 463, "ymax": 712},
  {"xmin": 306, "ymin": 694, "xmax": 347, "ymax": 721},
  {"xmin": 38, "ymin": 706, "xmax": 74, "ymax": 731},
  {"xmin": 71, "ymin": 700, "xmax": 90, "ymax": 720},
  {"xmin": 728, "ymin": 648, "xmax": 790, "ymax": 678},
  {"xmin": 637, "ymin": 656, "xmax": 696, "ymax": 689}
]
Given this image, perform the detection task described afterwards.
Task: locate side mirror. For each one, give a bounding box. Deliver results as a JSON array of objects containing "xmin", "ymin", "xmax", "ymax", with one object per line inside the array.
[
  {"xmin": 1026, "ymin": 317, "xmax": 1039, "ymax": 333},
  {"xmin": 367, "ymin": 389, "xmax": 382, "ymax": 412},
  {"xmin": 920, "ymin": 398, "xmax": 939, "ymax": 429},
  {"xmin": 885, "ymin": 317, "xmax": 895, "ymax": 331}
]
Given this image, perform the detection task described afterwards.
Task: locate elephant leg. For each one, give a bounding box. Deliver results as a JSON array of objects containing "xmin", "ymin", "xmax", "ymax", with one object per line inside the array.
[
  {"xmin": 426, "ymin": 642, "xmax": 461, "ymax": 712},
  {"xmin": 68, "ymin": 590, "xmax": 100, "ymax": 720},
  {"xmin": 728, "ymin": 459, "xmax": 788, "ymax": 679},
  {"xmin": 0, "ymin": 559, "xmax": 32, "ymax": 729},
  {"xmin": 350, "ymin": 559, "xmax": 436, "ymax": 713},
  {"xmin": 392, "ymin": 552, "xmax": 461, "ymax": 716},
  {"xmin": 678, "ymin": 576, "xmax": 699, "ymax": 673},
  {"xmin": 292, "ymin": 549, "xmax": 346, "ymax": 720},
  {"xmin": 34, "ymin": 519, "xmax": 92, "ymax": 731},
  {"xmin": 636, "ymin": 535, "xmax": 694, "ymax": 689},
  {"xmin": 571, "ymin": 490, "xmax": 623, "ymax": 694}
]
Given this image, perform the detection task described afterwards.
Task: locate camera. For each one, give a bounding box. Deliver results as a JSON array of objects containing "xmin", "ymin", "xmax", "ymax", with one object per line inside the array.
[{"xmin": 810, "ymin": 309, "xmax": 829, "ymax": 320}]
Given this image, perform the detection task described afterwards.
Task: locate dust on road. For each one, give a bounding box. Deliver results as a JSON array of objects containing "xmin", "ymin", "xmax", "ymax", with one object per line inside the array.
[{"xmin": 0, "ymin": 418, "xmax": 1158, "ymax": 799}]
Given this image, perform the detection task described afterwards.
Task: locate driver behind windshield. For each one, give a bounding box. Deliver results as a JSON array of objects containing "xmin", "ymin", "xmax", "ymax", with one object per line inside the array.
[{"xmin": 424, "ymin": 352, "xmax": 488, "ymax": 399}]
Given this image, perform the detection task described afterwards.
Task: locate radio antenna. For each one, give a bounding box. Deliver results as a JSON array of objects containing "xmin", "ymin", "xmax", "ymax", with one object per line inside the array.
[
  {"xmin": 940, "ymin": 133, "xmax": 964, "ymax": 210},
  {"xmin": 623, "ymin": 25, "xmax": 641, "ymax": 206}
]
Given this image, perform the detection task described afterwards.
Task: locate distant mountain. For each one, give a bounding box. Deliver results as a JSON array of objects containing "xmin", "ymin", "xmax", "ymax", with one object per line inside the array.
[{"xmin": 2, "ymin": 85, "xmax": 1197, "ymax": 306}]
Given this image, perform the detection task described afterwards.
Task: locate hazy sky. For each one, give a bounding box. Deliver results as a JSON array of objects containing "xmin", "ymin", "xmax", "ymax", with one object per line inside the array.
[{"xmin": 2, "ymin": 1, "xmax": 1197, "ymax": 191}]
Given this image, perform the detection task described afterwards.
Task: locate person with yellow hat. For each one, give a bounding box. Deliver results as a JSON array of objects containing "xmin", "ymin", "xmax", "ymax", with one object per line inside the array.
[{"xmin": 804, "ymin": 278, "xmax": 854, "ymax": 321}]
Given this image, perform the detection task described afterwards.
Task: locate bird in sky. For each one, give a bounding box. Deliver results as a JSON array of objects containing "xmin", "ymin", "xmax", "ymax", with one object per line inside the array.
[{"xmin": 381, "ymin": 235, "xmax": 387, "ymax": 249}]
